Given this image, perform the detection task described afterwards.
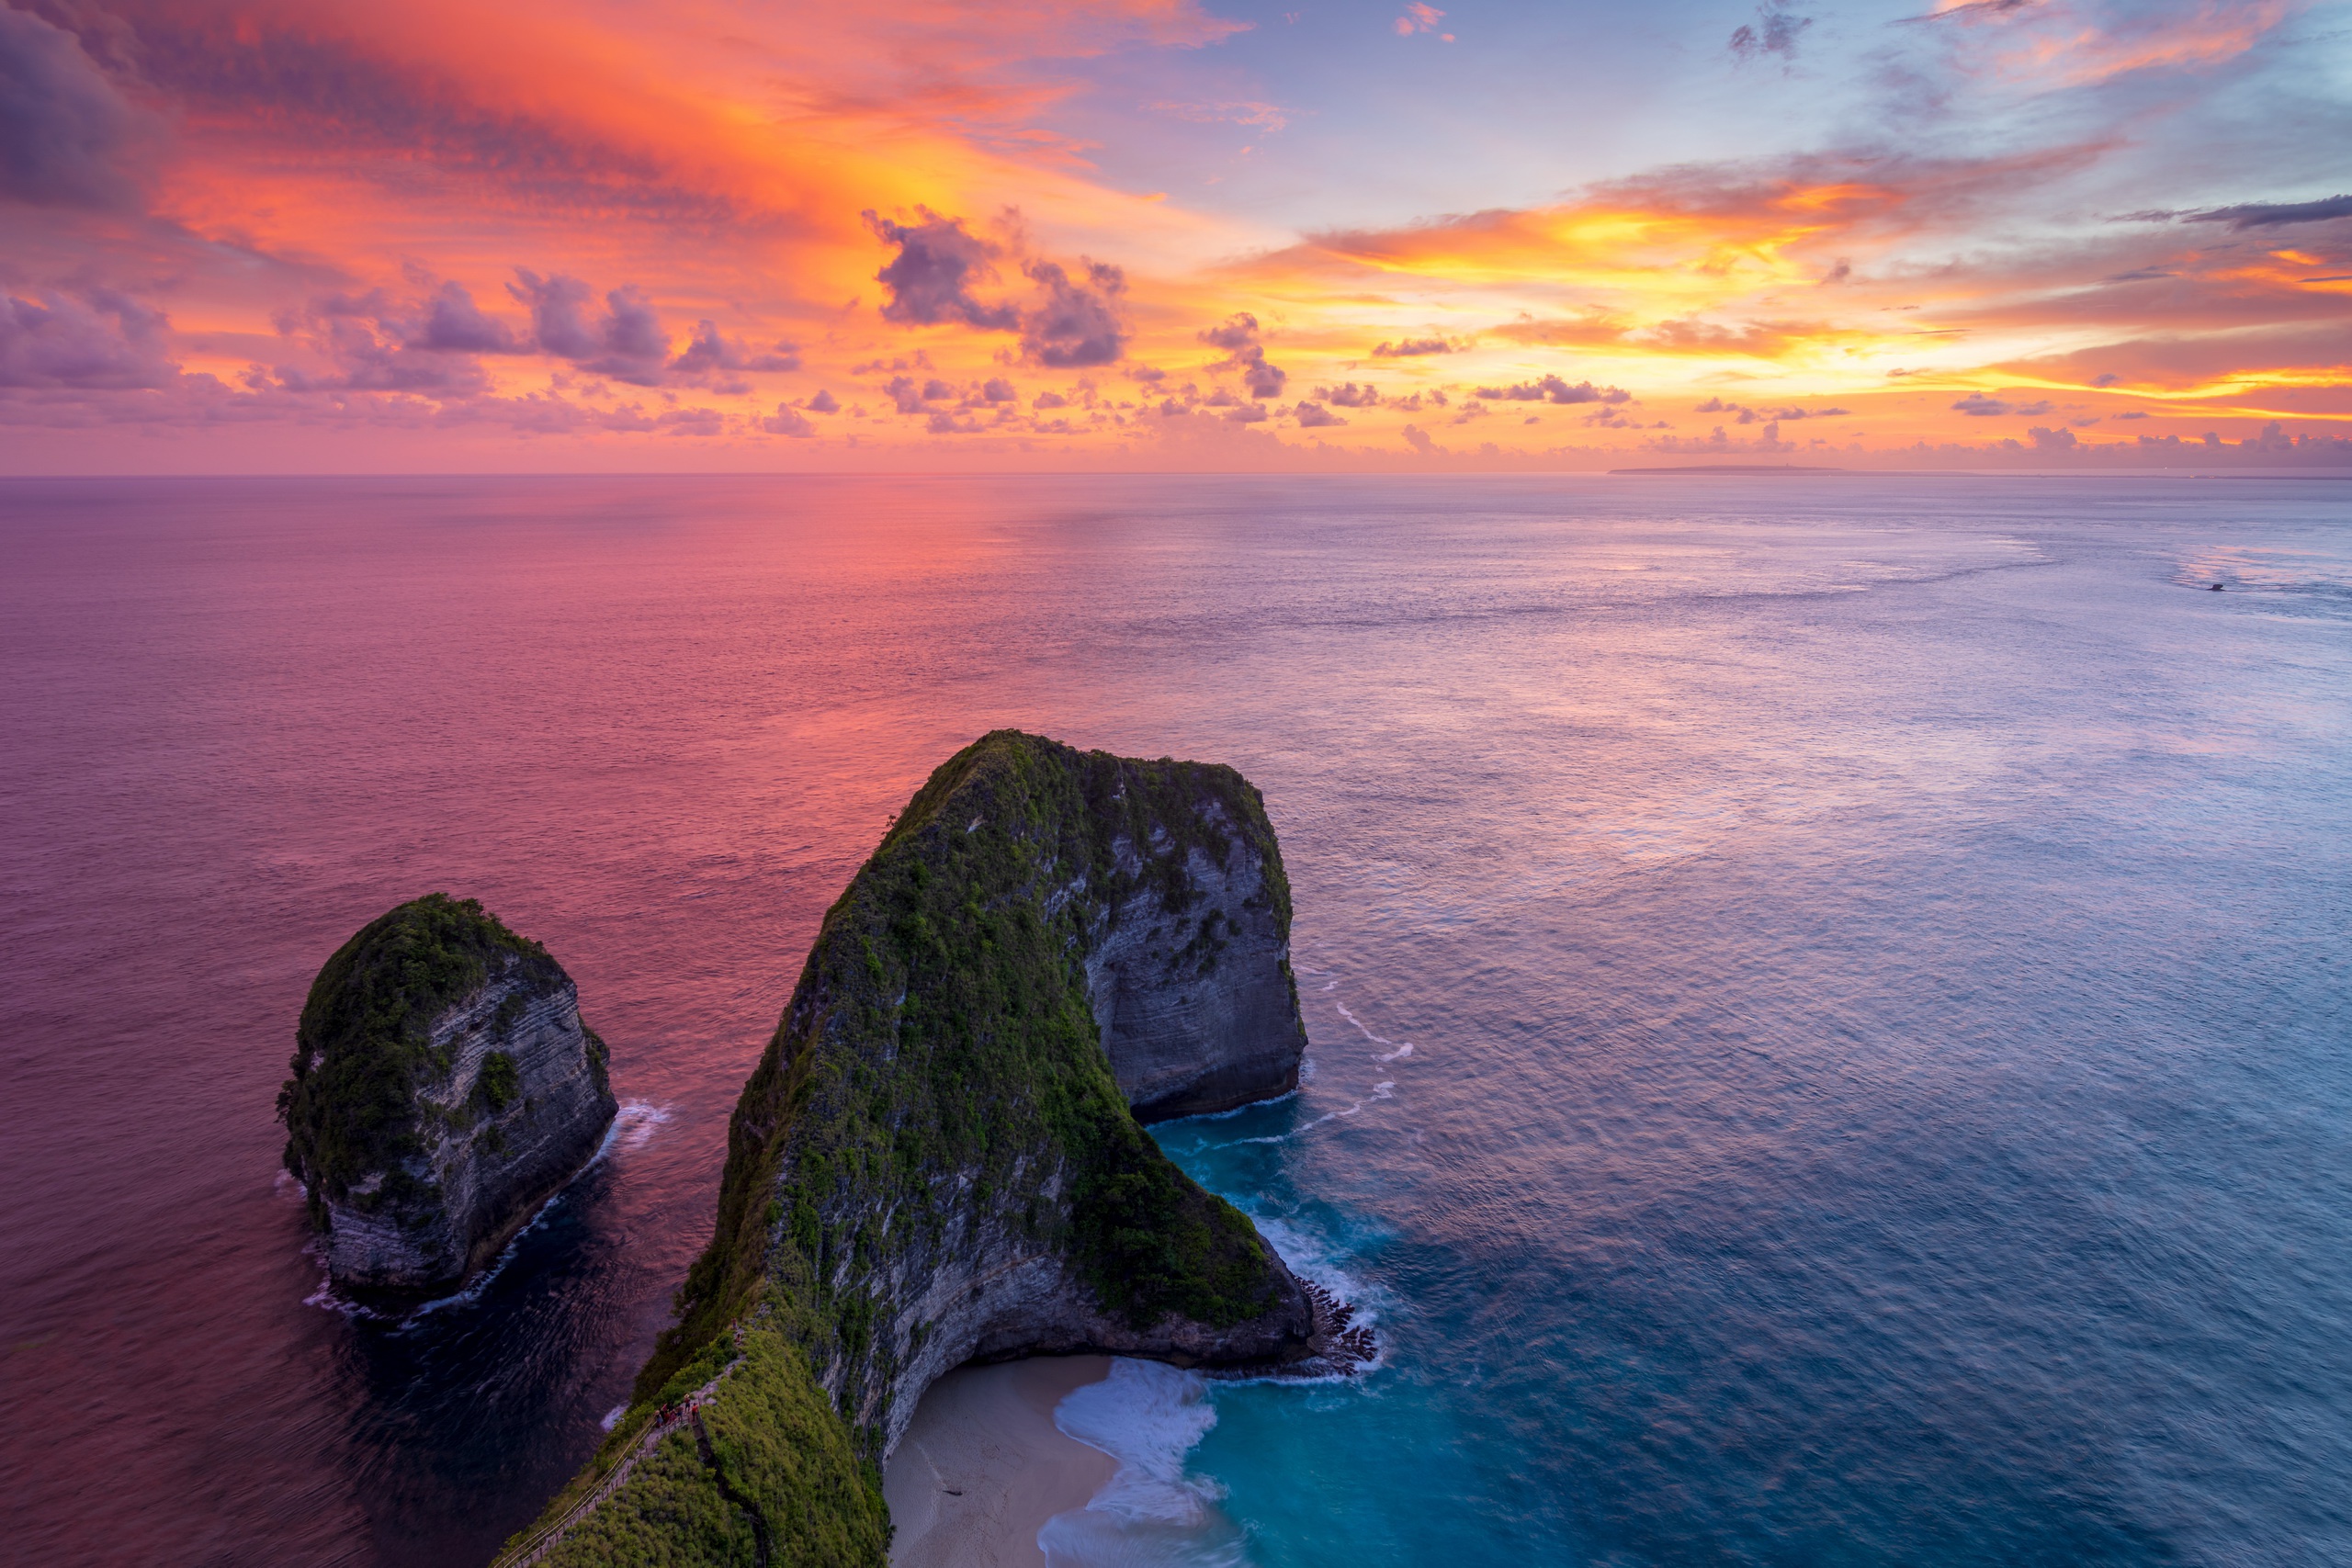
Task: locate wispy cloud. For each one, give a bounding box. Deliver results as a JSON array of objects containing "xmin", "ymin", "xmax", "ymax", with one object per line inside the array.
[{"xmin": 1145, "ymin": 99, "xmax": 1294, "ymax": 131}]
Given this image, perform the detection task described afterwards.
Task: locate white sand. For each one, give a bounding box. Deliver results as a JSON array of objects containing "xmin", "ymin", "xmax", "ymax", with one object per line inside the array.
[{"xmin": 884, "ymin": 1356, "xmax": 1116, "ymax": 1568}]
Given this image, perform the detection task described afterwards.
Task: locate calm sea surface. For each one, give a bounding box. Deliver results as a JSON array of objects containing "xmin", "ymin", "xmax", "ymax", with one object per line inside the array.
[{"xmin": 2, "ymin": 474, "xmax": 2346, "ymax": 1567}]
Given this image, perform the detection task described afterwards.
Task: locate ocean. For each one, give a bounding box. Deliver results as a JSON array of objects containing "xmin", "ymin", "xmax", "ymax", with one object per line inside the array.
[{"xmin": 2, "ymin": 473, "xmax": 2346, "ymax": 1567}]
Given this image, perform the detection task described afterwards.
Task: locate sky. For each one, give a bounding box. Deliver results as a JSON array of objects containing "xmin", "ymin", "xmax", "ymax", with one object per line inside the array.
[{"xmin": 3, "ymin": 0, "xmax": 2349, "ymax": 470}]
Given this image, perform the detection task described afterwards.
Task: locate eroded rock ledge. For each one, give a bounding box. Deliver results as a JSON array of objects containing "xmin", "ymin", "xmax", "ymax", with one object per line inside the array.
[
  {"xmin": 278, "ymin": 894, "xmax": 616, "ymax": 1302},
  {"xmin": 512, "ymin": 731, "xmax": 1331, "ymax": 1567}
]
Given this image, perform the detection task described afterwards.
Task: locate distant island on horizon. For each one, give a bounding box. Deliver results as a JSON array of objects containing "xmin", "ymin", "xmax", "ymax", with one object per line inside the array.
[{"xmin": 1609, "ymin": 465, "xmax": 1854, "ymax": 476}]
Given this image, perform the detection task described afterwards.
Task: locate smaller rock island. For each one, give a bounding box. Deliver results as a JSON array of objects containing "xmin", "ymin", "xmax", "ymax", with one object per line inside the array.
[{"xmin": 277, "ymin": 894, "xmax": 617, "ymax": 1302}]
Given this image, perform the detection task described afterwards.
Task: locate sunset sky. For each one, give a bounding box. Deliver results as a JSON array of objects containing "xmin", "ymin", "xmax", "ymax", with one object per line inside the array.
[{"xmin": 4, "ymin": 0, "xmax": 2349, "ymax": 469}]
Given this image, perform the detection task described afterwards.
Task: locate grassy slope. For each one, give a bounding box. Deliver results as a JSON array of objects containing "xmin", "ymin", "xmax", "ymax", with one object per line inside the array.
[{"xmin": 511, "ymin": 731, "xmax": 1299, "ymax": 1566}]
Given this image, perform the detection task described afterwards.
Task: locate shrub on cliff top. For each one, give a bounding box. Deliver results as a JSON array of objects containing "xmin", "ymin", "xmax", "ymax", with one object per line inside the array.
[{"xmin": 278, "ymin": 893, "xmax": 551, "ymax": 1219}]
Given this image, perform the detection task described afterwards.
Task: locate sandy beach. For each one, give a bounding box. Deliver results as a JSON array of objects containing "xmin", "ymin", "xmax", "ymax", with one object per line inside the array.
[{"xmin": 884, "ymin": 1356, "xmax": 1116, "ymax": 1568}]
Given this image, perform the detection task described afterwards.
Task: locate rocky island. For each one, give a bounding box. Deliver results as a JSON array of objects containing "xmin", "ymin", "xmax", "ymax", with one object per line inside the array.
[
  {"xmin": 501, "ymin": 730, "xmax": 1348, "ymax": 1567},
  {"xmin": 278, "ymin": 894, "xmax": 618, "ymax": 1303}
]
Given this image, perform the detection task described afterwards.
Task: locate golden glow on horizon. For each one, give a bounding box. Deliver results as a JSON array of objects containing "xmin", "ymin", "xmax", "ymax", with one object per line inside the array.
[{"xmin": 2, "ymin": 0, "xmax": 2345, "ymax": 465}]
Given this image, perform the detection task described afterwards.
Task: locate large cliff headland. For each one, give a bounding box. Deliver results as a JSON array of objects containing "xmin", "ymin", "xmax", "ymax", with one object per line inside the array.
[
  {"xmin": 503, "ymin": 730, "xmax": 1345, "ymax": 1567},
  {"xmin": 279, "ymin": 895, "xmax": 618, "ymax": 1302}
]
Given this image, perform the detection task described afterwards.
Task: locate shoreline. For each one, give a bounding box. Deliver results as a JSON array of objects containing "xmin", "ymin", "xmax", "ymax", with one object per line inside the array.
[{"xmin": 883, "ymin": 1355, "xmax": 1116, "ymax": 1568}]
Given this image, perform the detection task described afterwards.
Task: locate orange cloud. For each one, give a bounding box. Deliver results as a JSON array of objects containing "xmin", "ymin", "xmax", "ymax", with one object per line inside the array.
[
  {"xmin": 7, "ymin": 2, "xmax": 2347, "ymax": 466},
  {"xmin": 1919, "ymin": 0, "xmax": 2290, "ymax": 86}
]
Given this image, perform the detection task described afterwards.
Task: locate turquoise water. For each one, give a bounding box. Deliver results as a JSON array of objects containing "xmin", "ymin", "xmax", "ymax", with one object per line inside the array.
[{"xmin": 2, "ymin": 474, "xmax": 2346, "ymax": 1565}]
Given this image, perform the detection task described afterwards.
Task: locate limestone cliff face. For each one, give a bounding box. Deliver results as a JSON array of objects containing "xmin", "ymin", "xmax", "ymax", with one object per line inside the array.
[
  {"xmin": 1086, "ymin": 809, "xmax": 1307, "ymax": 1122},
  {"xmin": 278, "ymin": 895, "xmax": 616, "ymax": 1301},
  {"xmin": 516, "ymin": 732, "xmax": 1327, "ymax": 1567}
]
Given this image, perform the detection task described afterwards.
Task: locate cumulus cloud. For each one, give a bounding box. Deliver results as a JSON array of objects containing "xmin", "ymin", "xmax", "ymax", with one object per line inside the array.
[
  {"xmin": 1199, "ymin": 314, "xmax": 1259, "ymax": 352},
  {"xmin": 0, "ymin": 6, "xmax": 158, "ymax": 209},
  {"xmin": 1200, "ymin": 312, "xmax": 1285, "ymax": 398},
  {"xmin": 2028, "ymin": 425, "xmax": 2078, "ymax": 450},
  {"xmin": 411, "ymin": 283, "xmax": 524, "ymax": 354},
  {"xmin": 1647, "ymin": 419, "xmax": 1795, "ymax": 454},
  {"xmin": 1371, "ymin": 336, "xmax": 1456, "ymax": 356},
  {"xmin": 271, "ymin": 290, "xmax": 495, "ymax": 394},
  {"xmin": 806, "ymin": 389, "xmax": 840, "ymax": 412},
  {"xmin": 1729, "ymin": 0, "xmax": 1811, "ymax": 63},
  {"xmin": 0, "ymin": 287, "xmax": 175, "ymax": 388},
  {"xmin": 1475, "ymin": 374, "xmax": 1628, "ymax": 404},
  {"xmin": 508, "ymin": 272, "xmax": 670, "ymax": 384},
  {"xmin": 865, "ymin": 208, "xmax": 1020, "ymax": 330},
  {"xmin": 1021, "ymin": 260, "xmax": 1125, "ymax": 367},
  {"xmin": 670, "ymin": 320, "xmax": 799, "ymax": 375},
  {"xmin": 763, "ymin": 403, "xmax": 815, "ymax": 436},
  {"xmin": 1317, "ymin": 381, "xmax": 1380, "ymax": 406},
  {"xmin": 262, "ymin": 275, "xmax": 742, "ymax": 397},
  {"xmin": 512, "ymin": 271, "xmax": 599, "ymax": 358},
  {"xmin": 884, "ymin": 375, "xmax": 926, "ymax": 413},
  {"xmin": 1294, "ymin": 400, "xmax": 1345, "ymax": 426},
  {"xmin": 599, "ymin": 287, "xmax": 667, "ymax": 372},
  {"xmin": 1694, "ymin": 396, "xmax": 1849, "ymax": 423}
]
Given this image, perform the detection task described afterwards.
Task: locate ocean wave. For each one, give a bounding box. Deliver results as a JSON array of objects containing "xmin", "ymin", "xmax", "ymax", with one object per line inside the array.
[
  {"xmin": 590, "ymin": 1099, "xmax": 672, "ymax": 1167},
  {"xmin": 1255, "ymin": 1215, "xmax": 1385, "ymax": 1355},
  {"xmin": 1041, "ymin": 1360, "xmax": 1250, "ymax": 1566}
]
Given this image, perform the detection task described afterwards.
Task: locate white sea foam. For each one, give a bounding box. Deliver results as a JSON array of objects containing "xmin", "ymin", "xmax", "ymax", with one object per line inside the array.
[
  {"xmin": 310, "ymin": 1100, "xmax": 673, "ymax": 1324},
  {"xmin": 1229, "ymin": 1094, "xmax": 1369, "ymax": 1145},
  {"xmin": 1336, "ymin": 1001, "xmax": 1419, "ymax": 1062},
  {"xmin": 1174, "ymin": 1085, "xmax": 1300, "ymax": 1123},
  {"xmin": 1256, "ymin": 1216, "xmax": 1381, "ymax": 1337},
  {"xmin": 300, "ymin": 1238, "xmax": 379, "ymax": 1319},
  {"xmin": 601, "ymin": 1403, "xmax": 628, "ymax": 1432},
  {"xmin": 406, "ymin": 1190, "xmax": 571, "ymax": 1322},
  {"xmin": 1055, "ymin": 1360, "xmax": 1220, "ymax": 1522},
  {"xmin": 1040, "ymin": 1360, "xmax": 1250, "ymax": 1565},
  {"xmin": 1334, "ymin": 1001, "xmax": 1390, "ymax": 1045},
  {"xmin": 594, "ymin": 1098, "xmax": 672, "ymax": 1165}
]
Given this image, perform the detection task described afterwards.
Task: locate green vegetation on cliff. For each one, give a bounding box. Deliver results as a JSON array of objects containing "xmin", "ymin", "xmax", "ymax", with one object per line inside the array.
[
  {"xmin": 537, "ymin": 1325, "xmax": 888, "ymax": 1568},
  {"xmin": 505, "ymin": 731, "xmax": 1305, "ymax": 1567},
  {"xmin": 277, "ymin": 893, "xmax": 569, "ymax": 1221},
  {"xmin": 643, "ymin": 731, "xmax": 1288, "ymax": 1404}
]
